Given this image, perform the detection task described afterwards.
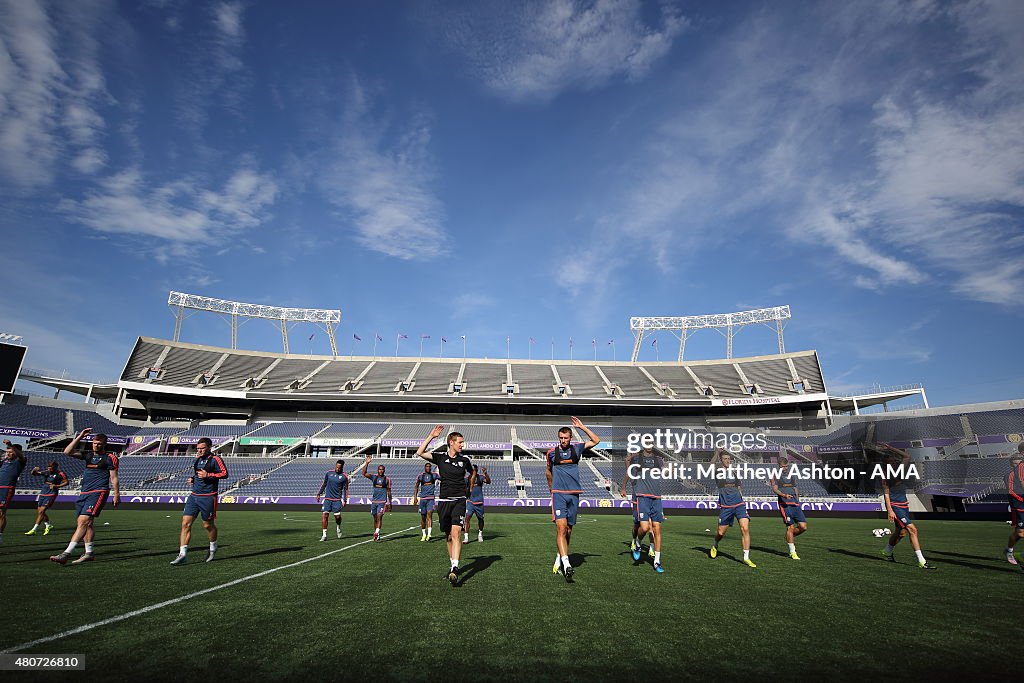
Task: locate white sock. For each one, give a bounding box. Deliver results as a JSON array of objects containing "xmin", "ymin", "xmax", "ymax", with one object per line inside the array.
[
  {"xmin": 427, "ymin": 527, "xmax": 432, "ymax": 536},
  {"xmin": 478, "ymin": 531, "xmax": 483, "ymax": 539},
  {"xmin": 44, "ymin": 522, "xmax": 52, "ymax": 528},
  {"xmin": 30, "ymin": 524, "xmax": 39, "ymax": 531},
  {"xmin": 654, "ymin": 551, "xmax": 661, "ymax": 564},
  {"xmin": 554, "ymin": 553, "xmax": 561, "ymax": 567},
  {"xmin": 743, "ymin": 549, "xmax": 750, "ymax": 561},
  {"xmin": 463, "ymin": 533, "xmax": 469, "ymax": 541},
  {"xmin": 915, "ymin": 550, "xmax": 925, "ymax": 564},
  {"xmin": 561, "ymin": 555, "xmax": 571, "ymax": 569},
  {"xmin": 1006, "ymin": 547, "xmax": 1014, "ymax": 554},
  {"xmin": 788, "ymin": 543, "xmax": 796, "ymax": 553},
  {"xmin": 179, "ymin": 545, "xmax": 188, "ymax": 556},
  {"xmin": 84, "ymin": 543, "xmax": 94, "ymax": 554},
  {"xmin": 321, "ymin": 529, "xmax": 327, "ymax": 536},
  {"xmin": 210, "ymin": 542, "xmax": 218, "ymax": 552},
  {"xmin": 451, "ymin": 558, "xmax": 458, "ymax": 569},
  {"xmin": 64, "ymin": 541, "xmax": 78, "ymax": 554}
]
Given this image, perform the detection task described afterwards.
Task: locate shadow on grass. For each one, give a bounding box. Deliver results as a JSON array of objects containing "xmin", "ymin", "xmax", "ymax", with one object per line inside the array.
[
  {"xmin": 691, "ymin": 546, "xmax": 744, "ymax": 564},
  {"xmin": 827, "ymin": 548, "xmax": 892, "ymax": 563},
  {"xmin": 455, "ymin": 554, "xmax": 502, "ymax": 585},
  {"xmin": 215, "ymin": 546, "xmax": 305, "ymax": 561},
  {"xmin": 750, "ymin": 545, "xmax": 790, "ymax": 558}
]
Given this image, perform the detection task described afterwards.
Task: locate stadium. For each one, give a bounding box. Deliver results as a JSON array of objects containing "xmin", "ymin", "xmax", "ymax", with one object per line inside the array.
[{"xmin": 0, "ymin": 291, "xmax": 1021, "ymax": 680}]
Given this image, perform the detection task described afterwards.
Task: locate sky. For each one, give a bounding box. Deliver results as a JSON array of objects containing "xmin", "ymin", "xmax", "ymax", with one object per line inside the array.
[{"xmin": 1, "ymin": 0, "xmax": 1022, "ymax": 407}]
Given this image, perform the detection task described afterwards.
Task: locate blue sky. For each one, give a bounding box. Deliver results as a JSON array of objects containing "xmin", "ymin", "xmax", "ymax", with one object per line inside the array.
[{"xmin": 1, "ymin": 0, "xmax": 1022, "ymax": 407}]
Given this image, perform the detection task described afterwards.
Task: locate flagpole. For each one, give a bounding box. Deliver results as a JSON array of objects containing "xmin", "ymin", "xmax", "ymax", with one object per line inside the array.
[
  {"xmin": 396, "ymin": 334, "xmax": 400, "ymax": 357},
  {"xmin": 569, "ymin": 338, "xmax": 573, "ymax": 361},
  {"xmin": 506, "ymin": 336, "xmax": 510, "ymax": 360},
  {"xmin": 439, "ymin": 338, "xmax": 444, "ymax": 359},
  {"xmin": 550, "ymin": 338, "xmax": 554, "ymax": 361},
  {"xmin": 420, "ymin": 336, "xmax": 425, "ymax": 357},
  {"xmin": 373, "ymin": 334, "xmax": 378, "ymax": 358},
  {"xmin": 462, "ymin": 336, "xmax": 467, "ymax": 359}
]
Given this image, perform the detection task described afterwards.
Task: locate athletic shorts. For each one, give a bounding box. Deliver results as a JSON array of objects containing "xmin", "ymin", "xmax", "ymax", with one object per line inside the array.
[
  {"xmin": 183, "ymin": 494, "xmax": 217, "ymax": 522},
  {"xmin": 36, "ymin": 493, "xmax": 57, "ymax": 509},
  {"xmin": 466, "ymin": 501, "xmax": 485, "ymax": 520},
  {"xmin": 636, "ymin": 496, "xmax": 665, "ymax": 523},
  {"xmin": 322, "ymin": 498, "xmax": 343, "ymax": 514},
  {"xmin": 437, "ymin": 499, "xmax": 466, "ymax": 534},
  {"xmin": 718, "ymin": 504, "xmax": 749, "ymax": 527},
  {"xmin": 891, "ymin": 505, "xmax": 912, "ymax": 528},
  {"xmin": 75, "ymin": 490, "xmax": 109, "ymax": 518},
  {"xmin": 370, "ymin": 502, "xmax": 387, "ymax": 517},
  {"xmin": 0, "ymin": 486, "xmax": 13, "ymax": 510},
  {"xmin": 551, "ymin": 492, "xmax": 579, "ymax": 526},
  {"xmin": 1012, "ymin": 506, "xmax": 1024, "ymax": 529},
  {"xmin": 779, "ymin": 503, "xmax": 806, "ymax": 525},
  {"xmin": 418, "ymin": 499, "xmax": 435, "ymax": 516},
  {"xmin": 631, "ymin": 497, "xmax": 639, "ymax": 524}
]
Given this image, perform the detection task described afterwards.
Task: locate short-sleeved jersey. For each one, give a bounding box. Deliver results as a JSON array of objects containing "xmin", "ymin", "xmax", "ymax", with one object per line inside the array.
[
  {"xmin": 771, "ymin": 466, "xmax": 800, "ymax": 505},
  {"xmin": 629, "ymin": 451, "xmax": 663, "ymax": 499},
  {"xmin": 38, "ymin": 470, "xmax": 68, "ymax": 496},
  {"xmin": 429, "ymin": 451, "xmax": 473, "ymax": 500},
  {"xmin": 191, "ymin": 454, "xmax": 228, "ymax": 495},
  {"xmin": 547, "ymin": 443, "xmax": 585, "ymax": 494},
  {"xmin": 80, "ymin": 452, "xmax": 119, "ymax": 493},
  {"xmin": 322, "ymin": 471, "xmax": 349, "ymax": 500},
  {"xmin": 371, "ymin": 474, "xmax": 391, "ymax": 503},
  {"xmin": 0, "ymin": 455, "xmax": 26, "ymax": 487},
  {"xmin": 716, "ymin": 469, "xmax": 744, "ymax": 507},
  {"xmin": 468, "ymin": 469, "xmax": 486, "ymax": 504},
  {"xmin": 417, "ymin": 471, "xmax": 438, "ymax": 500},
  {"xmin": 885, "ymin": 476, "xmax": 909, "ymax": 507},
  {"xmin": 1007, "ymin": 461, "xmax": 1024, "ymax": 505}
]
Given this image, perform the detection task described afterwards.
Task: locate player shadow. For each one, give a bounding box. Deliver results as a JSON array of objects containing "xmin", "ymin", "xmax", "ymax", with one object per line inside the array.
[
  {"xmin": 929, "ymin": 549, "xmax": 1009, "ymax": 562},
  {"xmin": 826, "ymin": 548, "xmax": 892, "ymax": 562},
  {"xmin": 567, "ymin": 552, "xmax": 599, "ymax": 567},
  {"xmin": 217, "ymin": 546, "xmax": 304, "ymax": 561},
  {"xmin": 924, "ymin": 553, "xmax": 1018, "ymax": 574},
  {"xmin": 453, "ymin": 554, "xmax": 502, "ymax": 585},
  {"xmin": 690, "ymin": 546, "xmax": 745, "ymax": 565},
  {"xmin": 750, "ymin": 545, "xmax": 790, "ymax": 558},
  {"xmin": 0, "ymin": 540, "xmax": 132, "ymax": 558}
]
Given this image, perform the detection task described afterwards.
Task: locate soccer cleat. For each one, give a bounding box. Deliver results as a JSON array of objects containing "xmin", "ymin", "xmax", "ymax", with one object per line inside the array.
[
  {"xmin": 789, "ymin": 552, "xmax": 801, "ymax": 560},
  {"xmin": 43, "ymin": 525, "xmax": 52, "ymax": 536},
  {"xmin": 647, "ymin": 546, "xmax": 655, "ymax": 558},
  {"xmin": 881, "ymin": 550, "xmax": 896, "ymax": 562},
  {"xmin": 71, "ymin": 553, "xmax": 94, "ymax": 565},
  {"xmin": 631, "ymin": 540, "xmax": 641, "ymax": 561},
  {"xmin": 654, "ymin": 562, "xmax": 665, "ymax": 573},
  {"xmin": 553, "ymin": 561, "xmax": 560, "ymax": 574},
  {"xmin": 25, "ymin": 528, "xmax": 37, "ymax": 535},
  {"xmin": 448, "ymin": 566, "xmax": 459, "ymax": 586},
  {"xmin": 918, "ymin": 561, "xmax": 936, "ymax": 570},
  {"xmin": 336, "ymin": 528, "xmax": 342, "ymax": 539},
  {"xmin": 563, "ymin": 565, "xmax": 575, "ymax": 583},
  {"xmin": 1006, "ymin": 552, "xmax": 1018, "ymax": 566},
  {"xmin": 477, "ymin": 532, "xmax": 483, "ymax": 543},
  {"xmin": 170, "ymin": 554, "xmax": 187, "ymax": 566},
  {"xmin": 709, "ymin": 546, "xmax": 718, "ymax": 559},
  {"xmin": 49, "ymin": 552, "xmax": 70, "ymax": 565},
  {"xmin": 743, "ymin": 558, "xmax": 757, "ymax": 568},
  {"xmin": 320, "ymin": 536, "xmax": 327, "ymax": 542},
  {"xmin": 205, "ymin": 550, "xmax": 216, "ymax": 563}
]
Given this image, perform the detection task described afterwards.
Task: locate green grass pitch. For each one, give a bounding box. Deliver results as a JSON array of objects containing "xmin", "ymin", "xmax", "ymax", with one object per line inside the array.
[{"xmin": 1, "ymin": 508, "xmax": 1020, "ymax": 680}]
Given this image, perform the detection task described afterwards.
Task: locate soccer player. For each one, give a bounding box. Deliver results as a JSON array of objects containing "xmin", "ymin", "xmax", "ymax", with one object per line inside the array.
[
  {"xmin": 170, "ymin": 438, "xmax": 228, "ymax": 565},
  {"xmin": 0, "ymin": 439, "xmax": 27, "ymax": 545},
  {"xmin": 360, "ymin": 455, "xmax": 391, "ymax": 542},
  {"xmin": 415, "ymin": 425, "xmax": 473, "ymax": 586},
  {"xmin": 463, "ymin": 464, "xmax": 490, "ymax": 543},
  {"xmin": 25, "ymin": 460, "xmax": 68, "ymax": 536},
  {"xmin": 769, "ymin": 450, "xmax": 808, "ymax": 559},
  {"xmin": 708, "ymin": 447, "xmax": 756, "ymax": 568},
  {"xmin": 316, "ymin": 459, "xmax": 350, "ymax": 541},
  {"xmin": 878, "ymin": 443, "xmax": 935, "ymax": 570},
  {"xmin": 1003, "ymin": 445, "xmax": 1024, "ymax": 566},
  {"xmin": 547, "ymin": 416, "xmax": 600, "ymax": 582},
  {"xmin": 50, "ymin": 429, "xmax": 120, "ymax": 565},
  {"xmin": 413, "ymin": 462, "xmax": 437, "ymax": 541},
  {"xmin": 622, "ymin": 444, "xmax": 666, "ymax": 572}
]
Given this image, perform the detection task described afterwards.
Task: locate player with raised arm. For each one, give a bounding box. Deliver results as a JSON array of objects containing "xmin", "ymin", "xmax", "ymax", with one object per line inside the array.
[
  {"xmin": 361, "ymin": 456, "xmax": 391, "ymax": 543},
  {"xmin": 316, "ymin": 459, "xmax": 350, "ymax": 541},
  {"xmin": 547, "ymin": 416, "xmax": 599, "ymax": 582},
  {"xmin": 878, "ymin": 443, "xmax": 935, "ymax": 570},
  {"xmin": 416, "ymin": 425, "xmax": 473, "ymax": 586},
  {"xmin": 1005, "ymin": 446, "xmax": 1024, "ymax": 567},
  {"xmin": 770, "ymin": 449, "xmax": 808, "ymax": 559},
  {"xmin": 622, "ymin": 443, "xmax": 666, "ymax": 572},
  {"xmin": 464, "ymin": 464, "xmax": 490, "ymax": 544},
  {"xmin": 0, "ymin": 439, "xmax": 27, "ymax": 545},
  {"xmin": 50, "ymin": 429, "xmax": 120, "ymax": 565},
  {"xmin": 413, "ymin": 462, "xmax": 437, "ymax": 541},
  {"xmin": 170, "ymin": 438, "xmax": 228, "ymax": 565},
  {"xmin": 25, "ymin": 460, "xmax": 68, "ymax": 536},
  {"xmin": 709, "ymin": 447, "xmax": 756, "ymax": 568}
]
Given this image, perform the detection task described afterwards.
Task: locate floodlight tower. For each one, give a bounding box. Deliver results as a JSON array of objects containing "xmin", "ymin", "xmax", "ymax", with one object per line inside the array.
[
  {"xmin": 167, "ymin": 291, "xmax": 342, "ymax": 355},
  {"xmin": 629, "ymin": 305, "xmax": 791, "ymax": 362}
]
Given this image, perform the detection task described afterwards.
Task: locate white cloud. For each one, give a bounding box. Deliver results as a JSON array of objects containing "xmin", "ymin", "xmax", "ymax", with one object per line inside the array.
[
  {"xmin": 316, "ymin": 79, "xmax": 448, "ymax": 261},
  {"xmin": 440, "ymin": 0, "xmax": 686, "ymax": 102}
]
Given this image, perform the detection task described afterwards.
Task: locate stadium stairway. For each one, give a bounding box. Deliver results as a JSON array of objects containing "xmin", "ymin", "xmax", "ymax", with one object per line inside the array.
[{"xmin": 221, "ymin": 458, "xmax": 296, "ymax": 496}]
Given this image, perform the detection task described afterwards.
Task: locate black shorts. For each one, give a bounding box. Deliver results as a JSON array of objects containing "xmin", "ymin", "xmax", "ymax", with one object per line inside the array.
[{"xmin": 437, "ymin": 499, "xmax": 466, "ymax": 534}]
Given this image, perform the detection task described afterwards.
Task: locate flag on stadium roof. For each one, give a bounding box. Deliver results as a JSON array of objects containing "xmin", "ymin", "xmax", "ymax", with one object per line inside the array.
[
  {"xmin": 353, "ymin": 333, "xmax": 361, "ymax": 341},
  {"xmin": 442, "ymin": 337, "xmax": 447, "ymax": 343},
  {"xmin": 422, "ymin": 334, "xmax": 431, "ymax": 339},
  {"xmin": 375, "ymin": 333, "xmax": 383, "ymax": 341},
  {"xmin": 308, "ymin": 333, "xmax": 315, "ymax": 341}
]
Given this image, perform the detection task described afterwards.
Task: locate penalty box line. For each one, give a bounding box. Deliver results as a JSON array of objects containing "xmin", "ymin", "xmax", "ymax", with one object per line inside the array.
[{"xmin": 0, "ymin": 525, "xmax": 419, "ymax": 654}]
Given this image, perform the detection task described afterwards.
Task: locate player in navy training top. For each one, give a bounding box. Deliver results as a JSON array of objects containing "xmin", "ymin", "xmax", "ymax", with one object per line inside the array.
[
  {"xmin": 769, "ymin": 450, "xmax": 808, "ymax": 559},
  {"xmin": 877, "ymin": 443, "xmax": 935, "ymax": 570},
  {"xmin": 0, "ymin": 439, "xmax": 27, "ymax": 545},
  {"xmin": 25, "ymin": 460, "xmax": 68, "ymax": 536},
  {"xmin": 621, "ymin": 444, "xmax": 666, "ymax": 572},
  {"xmin": 316, "ymin": 459, "xmax": 350, "ymax": 541},
  {"xmin": 1005, "ymin": 444, "xmax": 1024, "ymax": 568},
  {"xmin": 361, "ymin": 455, "xmax": 391, "ymax": 542},
  {"xmin": 50, "ymin": 429, "xmax": 120, "ymax": 565},
  {"xmin": 413, "ymin": 462, "xmax": 438, "ymax": 541},
  {"xmin": 708, "ymin": 448, "xmax": 756, "ymax": 568},
  {"xmin": 416, "ymin": 425, "xmax": 474, "ymax": 586},
  {"xmin": 171, "ymin": 438, "xmax": 229, "ymax": 565},
  {"xmin": 463, "ymin": 464, "xmax": 490, "ymax": 544},
  {"xmin": 546, "ymin": 417, "xmax": 600, "ymax": 582}
]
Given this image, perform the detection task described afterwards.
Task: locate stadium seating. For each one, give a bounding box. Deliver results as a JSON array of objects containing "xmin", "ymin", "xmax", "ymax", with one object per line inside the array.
[
  {"xmin": 407, "ymin": 362, "xmax": 462, "ymax": 395},
  {"xmin": 553, "ymin": 365, "xmax": 607, "ymax": 398},
  {"xmin": 462, "ymin": 363, "xmax": 509, "ymax": 397},
  {"xmin": 244, "ymin": 422, "xmax": 330, "ymax": 438},
  {"xmin": 0, "ymin": 403, "xmax": 67, "ymax": 431},
  {"xmin": 966, "ymin": 408, "xmax": 1024, "ymax": 436},
  {"xmin": 598, "ymin": 365, "xmax": 660, "ymax": 398}
]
